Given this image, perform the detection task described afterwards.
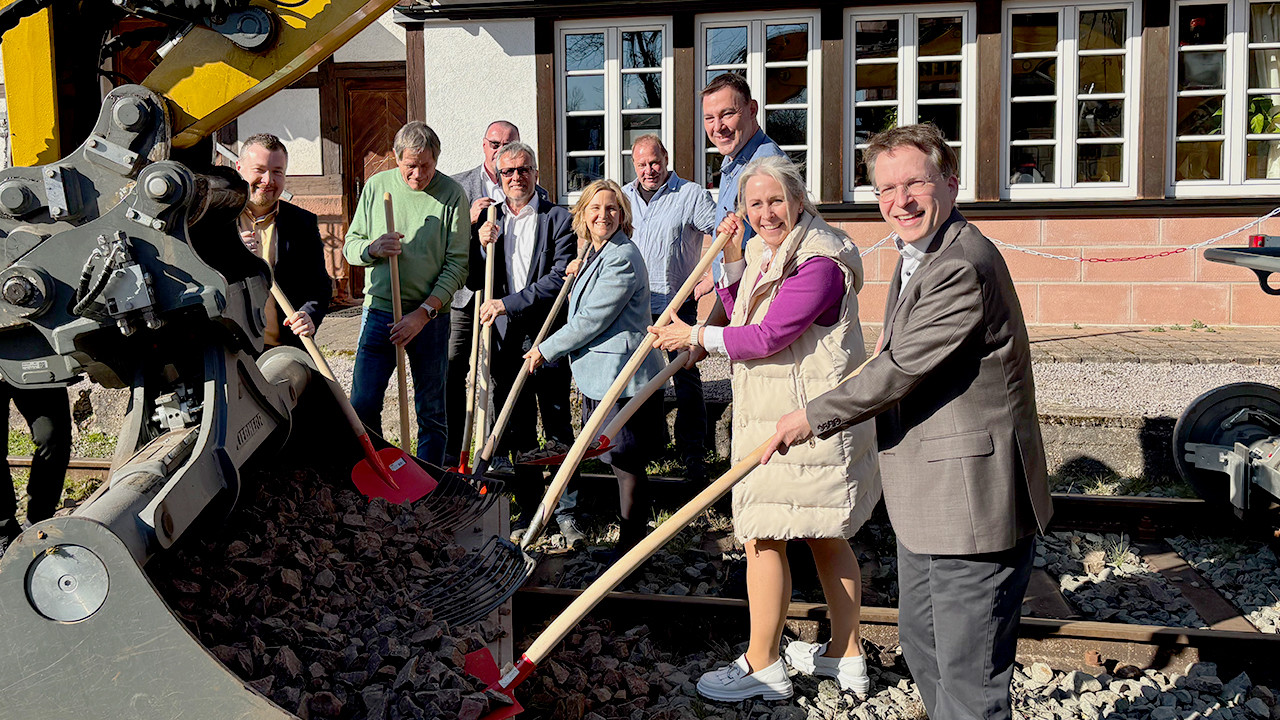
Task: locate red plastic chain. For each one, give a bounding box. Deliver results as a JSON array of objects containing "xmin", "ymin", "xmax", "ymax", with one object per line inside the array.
[{"xmin": 1083, "ymin": 247, "xmax": 1188, "ymax": 263}]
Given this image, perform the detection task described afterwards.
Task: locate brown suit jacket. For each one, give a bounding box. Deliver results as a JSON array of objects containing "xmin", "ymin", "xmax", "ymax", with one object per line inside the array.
[{"xmin": 805, "ymin": 210, "xmax": 1052, "ymax": 555}]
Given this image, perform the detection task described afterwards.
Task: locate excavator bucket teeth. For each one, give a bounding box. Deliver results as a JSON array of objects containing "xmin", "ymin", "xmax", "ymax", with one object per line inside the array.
[
  {"xmin": 416, "ymin": 536, "xmax": 535, "ymax": 628},
  {"xmin": 0, "ymin": 517, "xmax": 291, "ymax": 719}
]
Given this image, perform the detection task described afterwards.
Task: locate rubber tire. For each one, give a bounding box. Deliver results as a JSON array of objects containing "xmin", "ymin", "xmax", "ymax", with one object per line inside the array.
[{"xmin": 1173, "ymin": 381, "xmax": 1280, "ymax": 521}]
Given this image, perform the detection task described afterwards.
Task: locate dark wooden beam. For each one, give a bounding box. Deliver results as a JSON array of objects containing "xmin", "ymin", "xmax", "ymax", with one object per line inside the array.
[
  {"xmin": 318, "ymin": 58, "xmax": 343, "ymax": 179},
  {"xmin": 975, "ymin": 0, "xmax": 1002, "ymax": 201},
  {"xmin": 1138, "ymin": 1, "xmax": 1171, "ymax": 199},
  {"xmin": 820, "ymin": 5, "xmax": 843, "ymax": 203},
  {"xmin": 673, "ymin": 12, "xmax": 695, "ymax": 182},
  {"xmin": 331, "ymin": 61, "xmax": 406, "ymax": 79},
  {"xmin": 534, "ymin": 17, "xmax": 558, "ymax": 200},
  {"xmin": 405, "ymin": 22, "xmax": 426, "ymax": 123}
]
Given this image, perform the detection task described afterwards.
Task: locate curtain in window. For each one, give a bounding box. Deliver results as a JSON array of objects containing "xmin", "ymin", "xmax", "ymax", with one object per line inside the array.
[{"xmin": 1252, "ymin": 4, "xmax": 1280, "ymax": 178}]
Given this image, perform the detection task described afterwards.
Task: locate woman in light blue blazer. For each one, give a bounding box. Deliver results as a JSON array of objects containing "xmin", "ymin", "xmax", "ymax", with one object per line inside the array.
[{"xmin": 526, "ymin": 179, "xmax": 664, "ymax": 555}]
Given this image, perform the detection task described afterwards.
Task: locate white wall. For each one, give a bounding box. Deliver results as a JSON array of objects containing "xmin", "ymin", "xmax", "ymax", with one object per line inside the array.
[
  {"xmin": 335, "ymin": 12, "xmax": 406, "ymax": 63},
  {"xmin": 236, "ymin": 88, "xmax": 322, "ymax": 175},
  {"xmin": 423, "ymin": 19, "xmax": 538, "ymax": 176}
]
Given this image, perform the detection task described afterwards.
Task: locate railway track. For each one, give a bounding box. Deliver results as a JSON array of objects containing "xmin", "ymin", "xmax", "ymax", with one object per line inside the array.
[{"xmin": 27, "ymin": 455, "xmax": 1280, "ymax": 684}]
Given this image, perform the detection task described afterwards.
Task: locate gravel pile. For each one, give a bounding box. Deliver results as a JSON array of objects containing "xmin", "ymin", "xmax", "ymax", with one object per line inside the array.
[
  {"xmin": 1167, "ymin": 536, "xmax": 1280, "ymax": 633},
  {"xmin": 150, "ymin": 465, "xmax": 513, "ymax": 719},
  {"xmin": 1037, "ymin": 532, "xmax": 1206, "ymax": 628},
  {"xmin": 1030, "ymin": 362, "xmax": 1280, "ymax": 417}
]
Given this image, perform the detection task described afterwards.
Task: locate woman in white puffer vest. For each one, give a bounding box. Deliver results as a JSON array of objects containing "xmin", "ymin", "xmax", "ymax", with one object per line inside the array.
[{"xmin": 652, "ymin": 155, "xmax": 882, "ymax": 703}]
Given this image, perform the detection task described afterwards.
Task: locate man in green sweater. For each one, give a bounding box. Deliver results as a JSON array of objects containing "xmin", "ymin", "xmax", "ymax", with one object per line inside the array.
[{"xmin": 343, "ymin": 121, "xmax": 469, "ymax": 464}]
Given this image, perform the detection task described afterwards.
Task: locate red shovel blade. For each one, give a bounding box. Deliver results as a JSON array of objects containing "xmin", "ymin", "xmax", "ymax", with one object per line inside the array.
[
  {"xmin": 517, "ymin": 435, "xmax": 614, "ymax": 466},
  {"xmin": 464, "ymin": 648, "xmax": 527, "ymax": 720},
  {"xmin": 352, "ymin": 446, "xmax": 438, "ymax": 503}
]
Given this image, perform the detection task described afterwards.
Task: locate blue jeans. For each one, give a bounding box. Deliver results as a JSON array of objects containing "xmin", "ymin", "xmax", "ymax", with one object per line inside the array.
[{"xmin": 351, "ymin": 306, "xmax": 449, "ymax": 465}]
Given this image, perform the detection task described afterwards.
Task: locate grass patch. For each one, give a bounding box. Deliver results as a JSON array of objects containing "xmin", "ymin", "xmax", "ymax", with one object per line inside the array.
[
  {"xmin": 74, "ymin": 431, "xmax": 117, "ymax": 458},
  {"xmin": 1049, "ymin": 466, "xmax": 1197, "ymax": 498},
  {"xmin": 8, "ymin": 431, "xmax": 36, "ymax": 456},
  {"xmin": 1149, "ymin": 326, "xmax": 1166, "ymax": 332}
]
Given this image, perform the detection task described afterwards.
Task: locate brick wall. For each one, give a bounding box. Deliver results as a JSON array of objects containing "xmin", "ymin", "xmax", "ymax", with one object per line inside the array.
[{"xmin": 829, "ymin": 214, "xmax": 1280, "ymax": 327}]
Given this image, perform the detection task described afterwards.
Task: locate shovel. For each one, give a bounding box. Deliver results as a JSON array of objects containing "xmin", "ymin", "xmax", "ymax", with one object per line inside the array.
[
  {"xmin": 385, "ymin": 192, "xmax": 414, "ymax": 452},
  {"xmin": 465, "ymin": 437, "xmax": 770, "ymax": 718},
  {"xmin": 453, "ymin": 289, "xmax": 484, "ymax": 474},
  {"xmin": 464, "ymin": 353, "xmax": 879, "ymax": 717},
  {"xmin": 518, "ymin": 225, "xmax": 736, "ymax": 548},
  {"xmin": 269, "ymin": 284, "xmax": 438, "ymax": 503}
]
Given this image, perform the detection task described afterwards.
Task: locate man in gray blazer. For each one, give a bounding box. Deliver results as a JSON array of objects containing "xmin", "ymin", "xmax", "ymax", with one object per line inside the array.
[{"xmin": 763, "ymin": 124, "xmax": 1053, "ymax": 720}]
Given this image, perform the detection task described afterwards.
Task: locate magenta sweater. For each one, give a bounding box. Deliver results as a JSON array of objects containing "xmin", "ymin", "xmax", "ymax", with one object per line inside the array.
[{"xmin": 716, "ymin": 257, "xmax": 845, "ymax": 362}]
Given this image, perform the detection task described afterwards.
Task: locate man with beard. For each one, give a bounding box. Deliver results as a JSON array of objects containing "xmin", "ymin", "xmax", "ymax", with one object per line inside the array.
[{"xmin": 235, "ymin": 133, "xmax": 332, "ymax": 348}]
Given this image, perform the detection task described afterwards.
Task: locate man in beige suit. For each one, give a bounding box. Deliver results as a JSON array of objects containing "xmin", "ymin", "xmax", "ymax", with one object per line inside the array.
[{"xmin": 763, "ymin": 124, "xmax": 1053, "ymax": 720}]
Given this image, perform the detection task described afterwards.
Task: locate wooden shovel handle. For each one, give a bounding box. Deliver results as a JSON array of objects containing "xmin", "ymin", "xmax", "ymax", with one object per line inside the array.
[
  {"xmin": 475, "ymin": 205, "xmax": 498, "ymax": 442},
  {"xmin": 385, "ymin": 192, "xmax": 412, "ymax": 448},
  {"xmin": 478, "ymin": 242, "xmax": 588, "ymax": 466},
  {"xmin": 519, "ymin": 350, "xmax": 879, "ymax": 666},
  {"xmin": 521, "ymin": 226, "xmax": 736, "ymax": 547},
  {"xmin": 596, "ymin": 351, "xmax": 688, "ymax": 444},
  {"xmin": 269, "ymin": 284, "xmax": 364, "ymax": 438}
]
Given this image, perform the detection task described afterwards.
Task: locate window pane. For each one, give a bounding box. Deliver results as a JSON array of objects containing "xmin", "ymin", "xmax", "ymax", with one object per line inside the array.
[
  {"xmin": 622, "ymin": 156, "xmax": 637, "ymax": 184},
  {"xmin": 1079, "ymin": 10, "xmax": 1126, "ymax": 52},
  {"xmin": 1178, "ymin": 5, "xmax": 1227, "ymax": 46},
  {"xmin": 1011, "ymin": 58, "xmax": 1056, "ymax": 97},
  {"xmin": 853, "ymin": 148, "xmax": 871, "ymax": 186},
  {"xmin": 566, "ymin": 116, "xmax": 605, "ymax": 152},
  {"xmin": 1249, "ymin": 49, "xmax": 1280, "ymax": 90},
  {"xmin": 622, "ymin": 30, "xmax": 662, "ymax": 70},
  {"xmin": 856, "ymin": 20, "xmax": 899, "ymax": 59},
  {"xmin": 919, "ymin": 60, "xmax": 961, "ymax": 98},
  {"xmin": 1078, "ymin": 99, "xmax": 1124, "ymax": 138},
  {"xmin": 918, "ymin": 104, "xmax": 961, "ymax": 141},
  {"xmin": 1246, "ymin": 140, "xmax": 1280, "ymax": 179},
  {"xmin": 785, "ymin": 150, "xmax": 808, "ymax": 181},
  {"xmin": 918, "ymin": 16, "xmax": 963, "ymax": 56},
  {"xmin": 766, "ymin": 67, "xmax": 808, "ymax": 105},
  {"xmin": 1077, "ymin": 143, "xmax": 1123, "ymax": 182},
  {"xmin": 1174, "ymin": 140, "xmax": 1223, "ymax": 180},
  {"xmin": 1012, "ymin": 13, "xmax": 1058, "ymax": 54},
  {"xmin": 707, "ymin": 68, "xmax": 746, "ymax": 85},
  {"xmin": 1248, "ymin": 95, "xmax": 1280, "ymax": 134},
  {"xmin": 766, "ymin": 108, "xmax": 807, "ymax": 146},
  {"xmin": 1251, "ymin": 4, "xmax": 1280, "ymax": 43},
  {"xmin": 706, "ymin": 151, "xmax": 724, "ymax": 189},
  {"xmin": 1080, "ymin": 56, "xmax": 1124, "ymax": 94},
  {"xmin": 1010, "ymin": 146, "xmax": 1055, "ymax": 183},
  {"xmin": 566, "ymin": 157, "xmax": 604, "ymax": 192},
  {"xmin": 1177, "ymin": 95, "xmax": 1224, "ymax": 135},
  {"xmin": 1011, "ymin": 101, "xmax": 1056, "ymax": 140},
  {"xmin": 623, "ymin": 113, "xmax": 661, "ymax": 146},
  {"xmin": 565, "ymin": 33, "xmax": 604, "ymax": 72},
  {"xmin": 854, "ymin": 106, "xmax": 898, "ymax": 144},
  {"xmin": 707, "ymin": 26, "xmax": 748, "ymax": 66},
  {"xmin": 766, "ymin": 24, "xmax": 808, "ymax": 63},
  {"xmin": 855, "ymin": 64, "xmax": 898, "ymax": 102},
  {"xmin": 1179, "ymin": 51, "xmax": 1225, "ymax": 90},
  {"xmin": 623, "ymin": 73, "xmax": 661, "ymax": 110},
  {"xmin": 566, "ymin": 75, "xmax": 604, "ymax": 112}
]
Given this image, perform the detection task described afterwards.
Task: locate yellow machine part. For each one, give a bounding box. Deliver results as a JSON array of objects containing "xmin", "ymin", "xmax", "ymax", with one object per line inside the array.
[
  {"xmin": 0, "ymin": 4, "xmax": 60, "ymax": 166},
  {"xmin": 0, "ymin": 0, "xmax": 403, "ymax": 159},
  {"xmin": 144, "ymin": 0, "xmax": 404, "ymax": 149}
]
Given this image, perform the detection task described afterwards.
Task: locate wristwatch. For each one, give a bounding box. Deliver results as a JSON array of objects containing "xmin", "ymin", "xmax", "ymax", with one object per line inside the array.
[
  {"xmin": 421, "ymin": 303, "xmax": 438, "ymax": 320},
  {"xmin": 689, "ymin": 323, "xmax": 703, "ymax": 348}
]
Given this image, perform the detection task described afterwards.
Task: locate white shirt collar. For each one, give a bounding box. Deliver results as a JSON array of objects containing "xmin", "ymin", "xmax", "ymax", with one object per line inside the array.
[{"xmin": 503, "ymin": 193, "xmax": 539, "ymax": 218}]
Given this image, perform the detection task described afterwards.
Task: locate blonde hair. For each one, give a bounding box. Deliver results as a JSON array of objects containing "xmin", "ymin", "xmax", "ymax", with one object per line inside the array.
[
  {"xmin": 735, "ymin": 155, "xmax": 819, "ymax": 220},
  {"xmin": 571, "ymin": 179, "xmax": 633, "ymax": 240}
]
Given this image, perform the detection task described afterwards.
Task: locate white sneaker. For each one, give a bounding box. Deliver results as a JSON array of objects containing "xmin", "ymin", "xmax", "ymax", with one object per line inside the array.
[
  {"xmin": 784, "ymin": 640, "xmax": 870, "ymax": 693},
  {"xmin": 696, "ymin": 654, "xmax": 793, "ymax": 701}
]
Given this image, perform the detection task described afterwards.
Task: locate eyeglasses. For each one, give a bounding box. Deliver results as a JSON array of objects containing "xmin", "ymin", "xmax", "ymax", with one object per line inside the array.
[
  {"xmin": 499, "ymin": 166, "xmax": 534, "ymax": 178},
  {"xmin": 485, "ymin": 139, "xmax": 506, "ymax": 150},
  {"xmin": 872, "ymin": 175, "xmax": 942, "ymax": 203}
]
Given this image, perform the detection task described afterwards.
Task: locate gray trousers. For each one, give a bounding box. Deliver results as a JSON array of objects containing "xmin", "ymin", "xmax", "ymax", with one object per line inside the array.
[{"xmin": 896, "ymin": 535, "xmax": 1034, "ymax": 720}]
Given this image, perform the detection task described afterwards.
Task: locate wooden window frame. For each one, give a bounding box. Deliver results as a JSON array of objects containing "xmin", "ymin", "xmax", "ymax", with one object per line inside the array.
[
  {"xmin": 845, "ymin": 4, "xmax": 978, "ymax": 203},
  {"xmin": 1002, "ymin": 0, "xmax": 1142, "ymax": 200}
]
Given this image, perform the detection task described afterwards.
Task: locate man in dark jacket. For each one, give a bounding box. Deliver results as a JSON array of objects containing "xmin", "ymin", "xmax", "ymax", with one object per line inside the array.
[{"xmin": 235, "ymin": 133, "xmax": 331, "ymax": 348}]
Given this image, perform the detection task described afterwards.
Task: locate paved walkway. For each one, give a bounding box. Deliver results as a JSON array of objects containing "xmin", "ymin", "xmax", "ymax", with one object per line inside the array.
[{"xmin": 315, "ymin": 311, "xmax": 1280, "ymax": 366}]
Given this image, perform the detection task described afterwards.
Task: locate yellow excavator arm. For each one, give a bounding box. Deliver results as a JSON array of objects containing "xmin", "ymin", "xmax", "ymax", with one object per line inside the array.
[{"xmin": 2, "ymin": 0, "xmax": 403, "ymax": 161}]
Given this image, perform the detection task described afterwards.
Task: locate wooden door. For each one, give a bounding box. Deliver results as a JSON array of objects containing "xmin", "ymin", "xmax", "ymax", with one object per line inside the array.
[{"xmin": 341, "ymin": 77, "xmax": 406, "ymax": 298}]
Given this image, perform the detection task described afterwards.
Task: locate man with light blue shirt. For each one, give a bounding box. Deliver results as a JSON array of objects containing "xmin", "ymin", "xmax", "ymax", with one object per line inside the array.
[
  {"xmin": 621, "ymin": 134, "xmax": 716, "ymax": 481},
  {"xmin": 701, "ymin": 72, "xmax": 786, "ymax": 292}
]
